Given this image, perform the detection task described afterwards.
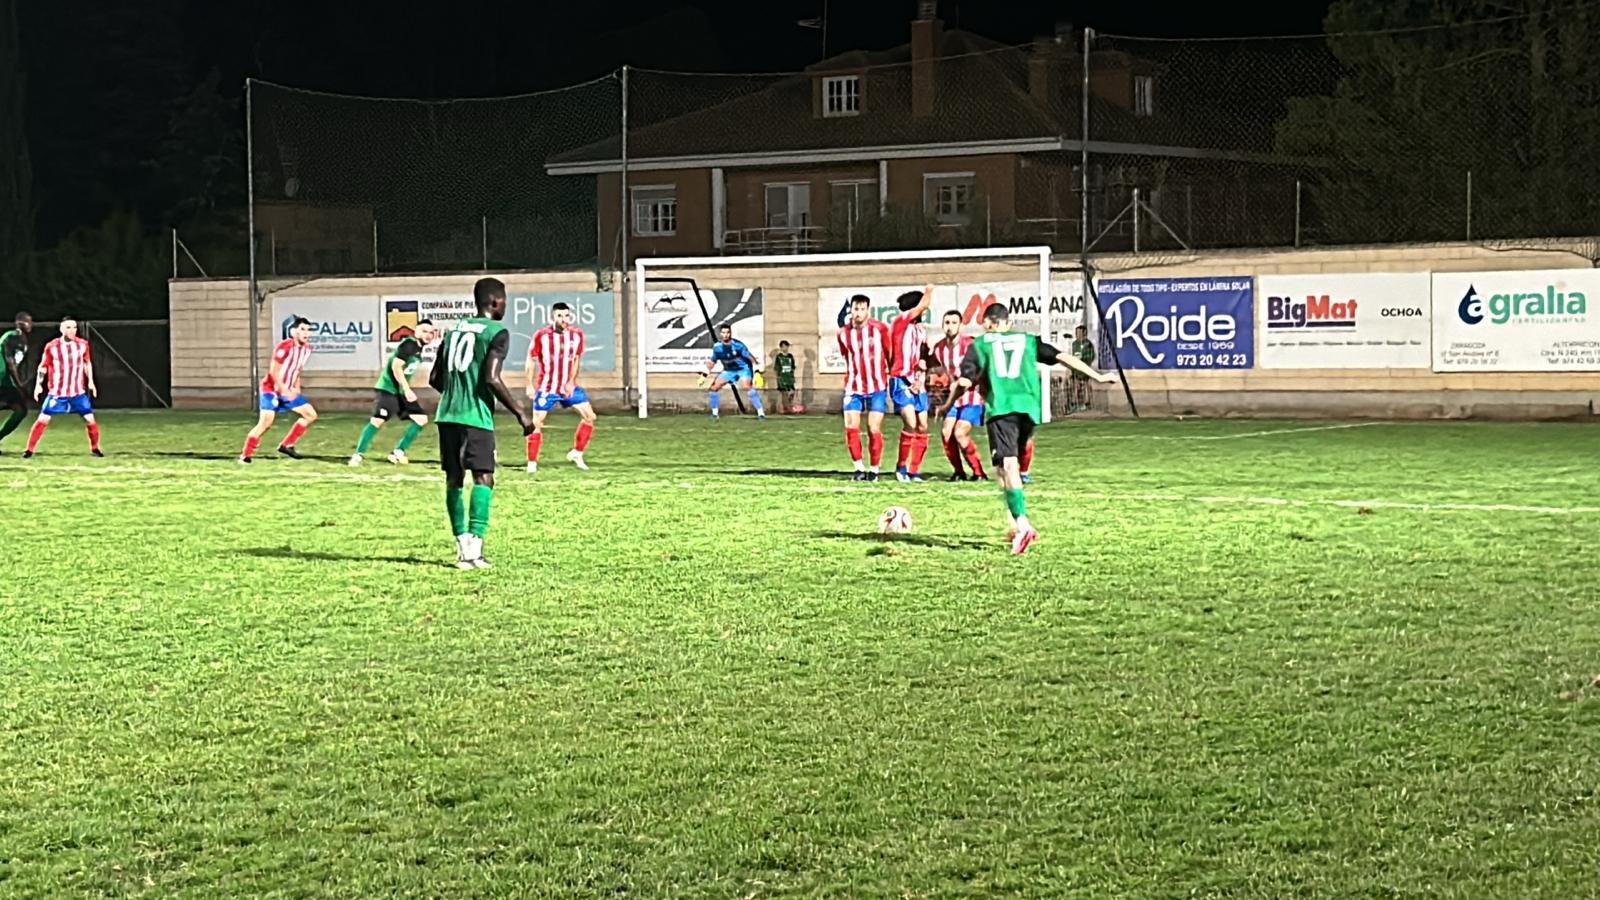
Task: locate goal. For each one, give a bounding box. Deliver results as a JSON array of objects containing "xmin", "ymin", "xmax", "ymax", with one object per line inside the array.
[{"xmin": 631, "ymin": 246, "xmax": 1059, "ymax": 421}]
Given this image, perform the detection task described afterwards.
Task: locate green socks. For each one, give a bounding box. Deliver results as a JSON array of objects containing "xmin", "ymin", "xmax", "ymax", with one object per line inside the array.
[
  {"xmin": 0, "ymin": 408, "xmax": 24, "ymax": 442},
  {"xmin": 396, "ymin": 421, "xmax": 422, "ymax": 451},
  {"xmin": 469, "ymin": 485, "xmax": 492, "ymax": 538},
  {"xmin": 446, "ymin": 486, "xmax": 467, "ymax": 536},
  {"xmin": 355, "ymin": 422, "xmax": 379, "ymax": 454},
  {"xmin": 1003, "ymin": 487, "xmax": 1026, "ymax": 519}
]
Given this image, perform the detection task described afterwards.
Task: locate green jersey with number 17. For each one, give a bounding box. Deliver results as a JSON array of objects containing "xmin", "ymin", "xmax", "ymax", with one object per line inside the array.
[
  {"xmin": 970, "ymin": 331, "xmax": 1044, "ymax": 424},
  {"xmin": 434, "ymin": 318, "xmax": 508, "ymax": 431}
]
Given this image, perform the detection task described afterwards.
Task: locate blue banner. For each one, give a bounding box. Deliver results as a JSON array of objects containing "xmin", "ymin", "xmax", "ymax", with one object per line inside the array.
[
  {"xmin": 1097, "ymin": 276, "xmax": 1254, "ymax": 369},
  {"xmin": 505, "ymin": 291, "xmax": 617, "ymax": 372}
]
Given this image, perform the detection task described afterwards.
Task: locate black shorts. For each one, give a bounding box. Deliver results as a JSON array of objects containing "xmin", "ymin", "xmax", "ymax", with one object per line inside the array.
[
  {"xmin": 438, "ymin": 424, "xmax": 496, "ymax": 475},
  {"xmin": 372, "ymin": 390, "xmax": 424, "ymax": 421},
  {"xmin": 0, "ymin": 386, "xmax": 23, "ymax": 408},
  {"xmin": 986, "ymin": 412, "xmax": 1036, "ymax": 466}
]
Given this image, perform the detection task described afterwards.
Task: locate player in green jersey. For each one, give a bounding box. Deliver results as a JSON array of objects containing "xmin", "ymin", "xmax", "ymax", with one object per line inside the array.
[
  {"xmin": 942, "ymin": 302, "xmax": 1116, "ymax": 554},
  {"xmin": 772, "ymin": 340, "xmax": 798, "ymax": 412},
  {"xmin": 429, "ymin": 278, "xmax": 535, "ymax": 570},
  {"xmin": 0, "ymin": 311, "xmax": 32, "ymax": 454},
  {"xmin": 350, "ymin": 319, "xmax": 439, "ymax": 466}
]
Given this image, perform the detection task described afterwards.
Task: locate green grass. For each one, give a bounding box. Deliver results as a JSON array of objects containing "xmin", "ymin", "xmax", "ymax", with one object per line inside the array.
[{"xmin": 1, "ymin": 410, "xmax": 1598, "ymax": 897}]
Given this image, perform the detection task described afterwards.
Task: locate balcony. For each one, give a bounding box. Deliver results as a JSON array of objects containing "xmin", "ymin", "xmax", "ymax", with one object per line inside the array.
[{"xmin": 722, "ymin": 227, "xmax": 824, "ymax": 255}]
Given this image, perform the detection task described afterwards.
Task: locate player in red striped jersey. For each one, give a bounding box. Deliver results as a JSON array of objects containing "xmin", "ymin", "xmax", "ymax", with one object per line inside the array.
[
  {"xmin": 836, "ymin": 294, "xmax": 892, "ymax": 481},
  {"xmin": 22, "ymin": 317, "xmax": 100, "ymax": 458},
  {"xmin": 239, "ymin": 317, "xmax": 318, "ymax": 464},
  {"xmin": 523, "ymin": 301, "xmax": 597, "ymax": 473},
  {"xmin": 931, "ymin": 310, "xmax": 988, "ymax": 481},
  {"xmin": 888, "ymin": 285, "xmax": 934, "ymax": 482}
]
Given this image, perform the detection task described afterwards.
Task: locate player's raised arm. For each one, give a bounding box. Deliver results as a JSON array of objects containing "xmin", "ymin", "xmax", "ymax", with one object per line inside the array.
[
  {"xmin": 481, "ymin": 329, "xmax": 533, "ymax": 433},
  {"xmin": 1040, "ymin": 339, "xmax": 1116, "ymax": 384},
  {"xmin": 912, "ymin": 283, "xmax": 934, "ymax": 320}
]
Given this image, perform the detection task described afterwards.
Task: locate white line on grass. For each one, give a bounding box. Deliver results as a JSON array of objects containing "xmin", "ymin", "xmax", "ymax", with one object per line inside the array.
[
  {"xmin": 1079, "ymin": 422, "xmax": 1387, "ymax": 441},
  {"xmin": 11, "ymin": 462, "xmax": 1596, "ymax": 516}
]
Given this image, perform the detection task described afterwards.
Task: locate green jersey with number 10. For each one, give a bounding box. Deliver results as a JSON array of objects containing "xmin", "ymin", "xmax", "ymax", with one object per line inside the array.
[
  {"xmin": 434, "ymin": 318, "xmax": 508, "ymax": 430},
  {"xmin": 970, "ymin": 331, "xmax": 1045, "ymax": 424}
]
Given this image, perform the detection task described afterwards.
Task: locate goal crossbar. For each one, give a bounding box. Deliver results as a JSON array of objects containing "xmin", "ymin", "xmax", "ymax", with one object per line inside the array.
[{"xmin": 633, "ymin": 246, "xmax": 1056, "ymax": 421}]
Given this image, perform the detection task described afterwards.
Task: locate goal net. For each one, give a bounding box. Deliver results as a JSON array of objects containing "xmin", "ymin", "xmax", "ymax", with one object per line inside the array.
[{"xmin": 633, "ymin": 246, "xmax": 1083, "ymax": 421}]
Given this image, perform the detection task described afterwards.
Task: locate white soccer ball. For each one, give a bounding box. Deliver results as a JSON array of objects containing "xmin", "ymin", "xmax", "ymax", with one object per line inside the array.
[{"xmin": 877, "ymin": 506, "xmax": 913, "ymax": 535}]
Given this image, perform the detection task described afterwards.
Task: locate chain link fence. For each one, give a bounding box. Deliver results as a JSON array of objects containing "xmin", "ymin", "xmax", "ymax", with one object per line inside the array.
[{"xmin": 222, "ymin": 10, "xmax": 1600, "ymax": 282}]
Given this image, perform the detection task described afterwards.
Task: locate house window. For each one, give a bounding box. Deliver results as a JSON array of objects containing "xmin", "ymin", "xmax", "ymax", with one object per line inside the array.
[
  {"xmin": 632, "ymin": 186, "xmax": 676, "ymax": 236},
  {"xmin": 924, "ymin": 173, "xmax": 976, "ymax": 226},
  {"xmin": 830, "ymin": 180, "xmax": 879, "ymax": 224},
  {"xmin": 1134, "ymin": 75, "xmax": 1154, "ymax": 116},
  {"xmin": 823, "ymin": 76, "xmax": 860, "ymax": 117},
  {"xmin": 765, "ymin": 183, "xmax": 812, "ymax": 229}
]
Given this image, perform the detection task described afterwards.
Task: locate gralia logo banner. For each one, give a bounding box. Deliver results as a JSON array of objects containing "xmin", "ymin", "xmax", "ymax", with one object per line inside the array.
[
  {"xmin": 1098, "ymin": 276, "xmax": 1253, "ymax": 369},
  {"xmin": 1457, "ymin": 283, "xmax": 1588, "ymax": 325}
]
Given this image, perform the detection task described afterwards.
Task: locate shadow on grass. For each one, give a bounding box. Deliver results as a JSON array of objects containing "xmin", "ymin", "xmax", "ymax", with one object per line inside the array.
[
  {"xmin": 813, "ymin": 529, "xmax": 992, "ymax": 551},
  {"xmin": 233, "ymin": 546, "xmax": 441, "ymax": 567},
  {"xmin": 739, "ymin": 467, "xmax": 858, "ymax": 480}
]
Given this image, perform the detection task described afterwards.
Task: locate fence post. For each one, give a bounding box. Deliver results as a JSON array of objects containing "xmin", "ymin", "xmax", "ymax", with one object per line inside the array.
[
  {"xmin": 620, "ymin": 65, "xmax": 632, "ymax": 401},
  {"xmin": 172, "ymin": 228, "xmax": 178, "ymax": 278},
  {"xmin": 1132, "ymin": 187, "xmax": 1140, "ymax": 253},
  {"xmin": 1079, "ymin": 26, "xmax": 1093, "ymax": 262},
  {"xmin": 372, "ymin": 219, "xmax": 379, "ymax": 274},
  {"xmin": 481, "ymin": 214, "xmax": 488, "ymax": 270},
  {"xmin": 245, "ymin": 77, "xmax": 260, "ymax": 405},
  {"xmin": 1294, "ymin": 179, "xmax": 1302, "ymax": 248},
  {"xmin": 1466, "ymin": 169, "xmax": 1473, "ymax": 241}
]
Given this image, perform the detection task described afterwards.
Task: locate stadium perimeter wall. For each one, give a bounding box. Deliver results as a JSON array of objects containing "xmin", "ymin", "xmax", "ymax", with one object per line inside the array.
[{"xmin": 170, "ymin": 241, "xmax": 1600, "ymax": 419}]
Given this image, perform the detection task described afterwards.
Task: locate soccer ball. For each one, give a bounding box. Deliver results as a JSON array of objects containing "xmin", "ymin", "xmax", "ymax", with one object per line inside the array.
[
  {"xmin": 789, "ymin": 403, "xmax": 806, "ymax": 415},
  {"xmin": 878, "ymin": 506, "xmax": 913, "ymax": 535}
]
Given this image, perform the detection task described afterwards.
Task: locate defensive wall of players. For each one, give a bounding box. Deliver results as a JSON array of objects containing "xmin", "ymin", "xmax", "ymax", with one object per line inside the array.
[{"xmin": 169, "ymin": 239, "xmax": 1600, "ymax": 419}]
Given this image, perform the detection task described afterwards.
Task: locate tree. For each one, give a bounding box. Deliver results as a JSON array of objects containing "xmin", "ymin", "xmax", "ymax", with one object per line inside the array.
[
  {"xmin": 0, "ymin": 0, "xmax": 32, "ymax": 270},
  {"xmin": 1275, "ymin": 0, "xmax": 1600, "ymax": 244}
]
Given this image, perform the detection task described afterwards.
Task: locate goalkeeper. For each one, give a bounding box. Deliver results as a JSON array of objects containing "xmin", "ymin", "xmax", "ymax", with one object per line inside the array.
[{"xmin": 702, "ymin": 323, "xmax": 766, "ymax": 420}]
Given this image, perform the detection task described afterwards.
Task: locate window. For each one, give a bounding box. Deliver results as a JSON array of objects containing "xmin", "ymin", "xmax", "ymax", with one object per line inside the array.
[
  {"xmin": 632, "ymin": 186, "xmax": 676, "ymax": 236},
  {"xmin": 923, "ymin": 173, "xmax": 976, "ymax": 226},
  {"xmin": 823, "ymin": 75, "xmax": 860, "ymax": 117},
  {"xmin": 830, "ymin": 180, "xmax": 879, "ymax": 224},
  {"xmin": 765, "ymin": 183, "xmax": 812, "ymax": 229},
  {"xmin": 1134, "ymin": 75, "xmax": 1154, "ymax": 117}
]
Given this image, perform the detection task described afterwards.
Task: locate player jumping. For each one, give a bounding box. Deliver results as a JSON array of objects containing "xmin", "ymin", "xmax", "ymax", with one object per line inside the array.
[
  {"xmin": 943, "ymin": 303, "xmax": 1115, "ymax": 554},
  {"xmin": 240, "ymin": 316, "xmax": 316, "ymax": 464},
  {"xmin": 704, "ymin": 324, "xmax": 765, "ymax": 420},
  {"xmin": 0, "ymin": 311, "xmax": 31, "ymax": 454},
  {"xmin": 889, "ymin": 285, "xmax": 933, "ymax": 482},
  {"xmin": 525, "ymin": 301, "xmax": 597, "ymax": 473},
  {"xmin": 432, "ymin": 277, "xmax": 535, "ymax": 569},
  {"xmin": 23, "ymin": 316, "xmax": 101, "ymax": 458},
  {"xmin": 351, "ymin": 319, "xmax": 438, "ymax": 466},
  {"xmin": 837, "ymin": 293, "xmax": 891, "ymax": 481},
  {"xmin": 931, "ymin": 309, "xmax": 987, "ymax": 482}
]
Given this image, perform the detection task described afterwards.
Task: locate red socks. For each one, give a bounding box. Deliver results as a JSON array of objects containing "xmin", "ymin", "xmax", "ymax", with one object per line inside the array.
[
  {"xmin": 24, "ymin": 419, "xmax": 46, "ymax": 453},
  {"xmin": 574, "ymin": 421, "xmax": 593, "ymax": 452},
  {"xmin": 86, "ymin": 422, "xmax": 100, "ymax": 451},
  {"xmin": 909, "ymin": 433, "xmax": 929, "ymax": 473},
  {"xmin": 896, "ymin": 432, "xmax": 911, "ymax": 469},
  {"xmin": 241, "ymin": 434, "xmax": 261, "ymax": 460},
  {"xmin": 868, "ymin": 431, "xmax": 884, "ymax": 467},
  {"xmin": 527, "ymin": 431, "xmax": 543, "ymax": 462},
  {"xmin": 845, "ymin": 427, "xmax": 863, "ymax": 463},
  {"xmin": 961, "ymin": 440, "xmax": 987, "ymax": 479},
  {"xmin": 1021, "ymin": 440, "xmax": 1034, "ymax": 474},
  {"xmin": 943, "ymin": 435, "xmax": 964, "ymax": 473},
  {"xmin": 281, "ymin": 420, "xmax": 309, "ymax": 448}
]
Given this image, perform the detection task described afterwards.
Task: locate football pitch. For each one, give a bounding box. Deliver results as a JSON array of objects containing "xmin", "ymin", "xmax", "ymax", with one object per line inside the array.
[{"xmin": 1, "ymin": 411, "xmax": 1597, "ymax": 897}]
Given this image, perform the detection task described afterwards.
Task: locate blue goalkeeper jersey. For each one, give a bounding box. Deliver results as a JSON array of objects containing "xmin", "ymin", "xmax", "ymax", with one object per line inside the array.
[{"xmin": 711, "ymin": 339, "xmax": 754, "ymax": 372}]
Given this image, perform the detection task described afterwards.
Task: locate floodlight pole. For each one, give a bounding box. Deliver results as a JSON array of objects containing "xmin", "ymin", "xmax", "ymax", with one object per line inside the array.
[{"xmin": 245, "ymin": 77, "xmax": 260, "ymax": 407}]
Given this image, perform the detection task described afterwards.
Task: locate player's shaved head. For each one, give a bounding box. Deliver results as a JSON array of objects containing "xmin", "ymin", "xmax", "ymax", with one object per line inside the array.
[
  {"xmin": 474, "ymin": 277, "xmax": 507, "ymax": 317},
  {"xmin": 15, "ymin": 311, "xmax": 31, "ymax": 333}
]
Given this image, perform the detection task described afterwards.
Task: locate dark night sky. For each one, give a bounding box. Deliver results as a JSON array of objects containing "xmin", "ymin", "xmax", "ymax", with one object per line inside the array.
[{"xmin": 15, "ymin": 0, "xmax": 1333, "ymax": 248}]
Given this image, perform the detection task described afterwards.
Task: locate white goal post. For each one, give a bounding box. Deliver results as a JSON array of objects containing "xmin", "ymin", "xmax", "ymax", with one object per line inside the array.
[{"xmin": 633, "ymin": 246, "xmax": 1057, "ymax": 421}]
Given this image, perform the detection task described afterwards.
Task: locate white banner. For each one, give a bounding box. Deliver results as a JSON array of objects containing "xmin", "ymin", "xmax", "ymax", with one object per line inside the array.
[
  {"xmin": 954, "ymin": 280, "xmax": 1094, "ymax": 348},
  {"xmin": 380, "ymin": 294, "xmax": 476, "ymax": 365},
  {"xmin": 1257, "ymin": 273, "xmax": 1431, "ymax": 368},
  {"xmin": 815, "ymin": 285, "xmax": 960, "ymax": 373},
  {"xmin": 644, "ymin": 287, "xmax": 764, "ymax": 372},
  {"xmin": 1432, "ymin": 269, "xmax": 1600, "ymax": 371},
  {"xmin": 271, "ymin": 296, "xmax": 381, "ymax": 370}
]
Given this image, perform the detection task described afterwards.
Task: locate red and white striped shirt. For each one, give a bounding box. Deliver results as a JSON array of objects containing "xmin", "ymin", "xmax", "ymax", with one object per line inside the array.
[
  {"xmin": 40, "ymin": 337, "xmax": 91, "ymax": 397},
  {"xmin": 262, "ymin": 338, "xmax": 312, "ymax": 393},
  {"xmin": 836, "ymin": 319, "xmax": 891, "ymax": 395},
  {"xmin": 933, "ymin": 334, "xmax": 981, "ymax": 408},
  {"xmin": 888, "ymin": 310, "xmax": 927, "ymax": 379},
  {"xmin": 529, "ymin": 326, "xmax": 584, "ymax": 394}
]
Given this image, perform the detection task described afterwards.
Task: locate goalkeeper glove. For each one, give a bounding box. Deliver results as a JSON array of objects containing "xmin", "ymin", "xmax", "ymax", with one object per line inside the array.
[
  {"xmin": 697, "ymin": 373, "xmax": 708, "ymax": 389},
  {"xmin": 752, "ymin": 370, "xmax": 765, "ymax": 388}
]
